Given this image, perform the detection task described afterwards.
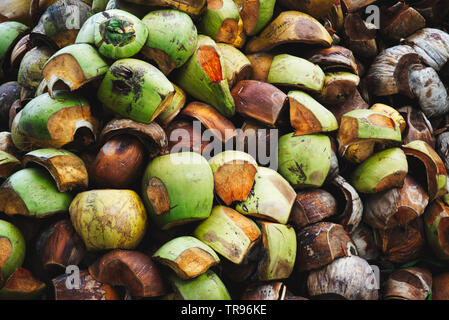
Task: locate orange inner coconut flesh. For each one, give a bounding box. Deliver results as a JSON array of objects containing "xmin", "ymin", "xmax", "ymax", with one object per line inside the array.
[
  {"xmin": 197, "ymin": 45, "xmax": 223, "ymax": 83},
  {"xmin": 213, "ymin": 161, "xmax": 257, "ymax": 205}
]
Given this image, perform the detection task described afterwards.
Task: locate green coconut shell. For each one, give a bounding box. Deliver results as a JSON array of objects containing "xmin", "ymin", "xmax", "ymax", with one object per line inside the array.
[
  {"xmin": 69, "ymin": 189, "xmax": 148, "ymax": 251},
  {"xmin": 235, "ymin": 167, "xmax": 296, "ymax": 224},
  {"xmin": 198, "ymin": 0, "xmax": 240, "ymax": 44},
  {"xmin": 141, "ymin": 152, "xmax": 214, "ymax": 230},
  {"xmin": 23, "ymin": 148, "xmax": 88, "ymax": 192},
  {"xmin": 350, "ymin": 148, "xmax": 408, "ymax": 194},
  {"xmin": 0, "ymin": 168, "xmax": 73, "ymax": 218},
  {"xmin": 174, "ymin": 35, "xmax": 235, "ymax": 118},
  {"xmin": 278, "ymin": 133, "xmax": 332, "ymax": 189},
  {"xmin": 235, "ymin": 0, "xmax": 276, "ymax": 36},
  {"xmin": 288, "ymin": 90, "xmax": 338, "ymax": 135},
  {"xmin": 0, "ymin": 151, "xmax": 21, "ymax": 180},
  {"xmin": 0, "ymin": 21, "xmax": 28, "ymax": 65},
  {"xmin": 194, "ymin": 205, "xmax": 261, "ymax": 264},
  {"xmin": 43, "ymin": 43, "xmax": 109, "ymax": 96},
  {"xmin": 257, "ymin": 221, "xmax": 297, "ymax": 281},
  {"xmin": 152, "ymin": 236, "xmax": 220, "ymax": 279},
  {"xmin": 168, "ymin": 269, "xmax": 231, "ymax": 300},
  {"xmin": 76, "ymin": 9, "xmax": 148, "ymax": 59},
  {"xmin": 141, "ymin": 9, "xmax": 198, "ymax": 75},
  {"xmin": 98, "ymin": 58, "xmax": 175, "ymax": 123},
  {"xmin": 18, "ymin": 46, "xmax": 55, "ymax": 93},
  {"xmin": 31, "ymin": 0, "xmax": 93, "ymax": 48},
  {"xmin": 424, "ymin": 200, "xmax": 449, "ymax": 261},
  {"xmin": 267, "ymin": 54, "xmax": 325, "ymax": 93},
  {"xmin": 16, "ymin": 90, "xmax": 98, "ymax": 148}
]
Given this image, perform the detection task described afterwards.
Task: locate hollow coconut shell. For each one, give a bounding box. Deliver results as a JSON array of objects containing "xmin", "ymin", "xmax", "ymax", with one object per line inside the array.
[
  {"xmin": 289, "ymin": 189, "xmax": 337, "ymax": 229},
  {"xmin": 152, "ymin": 236, "xmax": 220, "ymax": 279},
  {"xmin": 318, "ymin": 72, "xmax": 360, "ymax": 106},
  {"xmin": 180, "ymin": 101, "xmax": 237, "ymax": 143},
  {"xmin": 0, "ymin": 22, "xmax": 29, "ymax": 67},
  {"xmin": 88, "ymin": 249, "xmax": 166, "ymax": 297},
  {"xmin": 98, "ymin": 118, "xmax": 168, "ymax": 155},
  {"xmin": 0, "ymin": 267, "xmax": 46, "ymax": 299},
  {"xmin": 22, "ymin": 148, "xmax": 88, "ymax": 192},
  {"xmin": 14, "ymin": 91, "xmax": 99, "ymax": 150},
  {"xmin": 403, "ymin": 140, "xmax": 447, "ymax": 201},
  {"xmin": 307, "ymin": 255, "xmax": 379, "ymax": 300},
  {"xmin": 0, "ymin": 168, "xmax": 73, "ymax": 218},
  {"xmin": 364, "ymin": 175, "xmax": 429, "ymax": 230}
]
